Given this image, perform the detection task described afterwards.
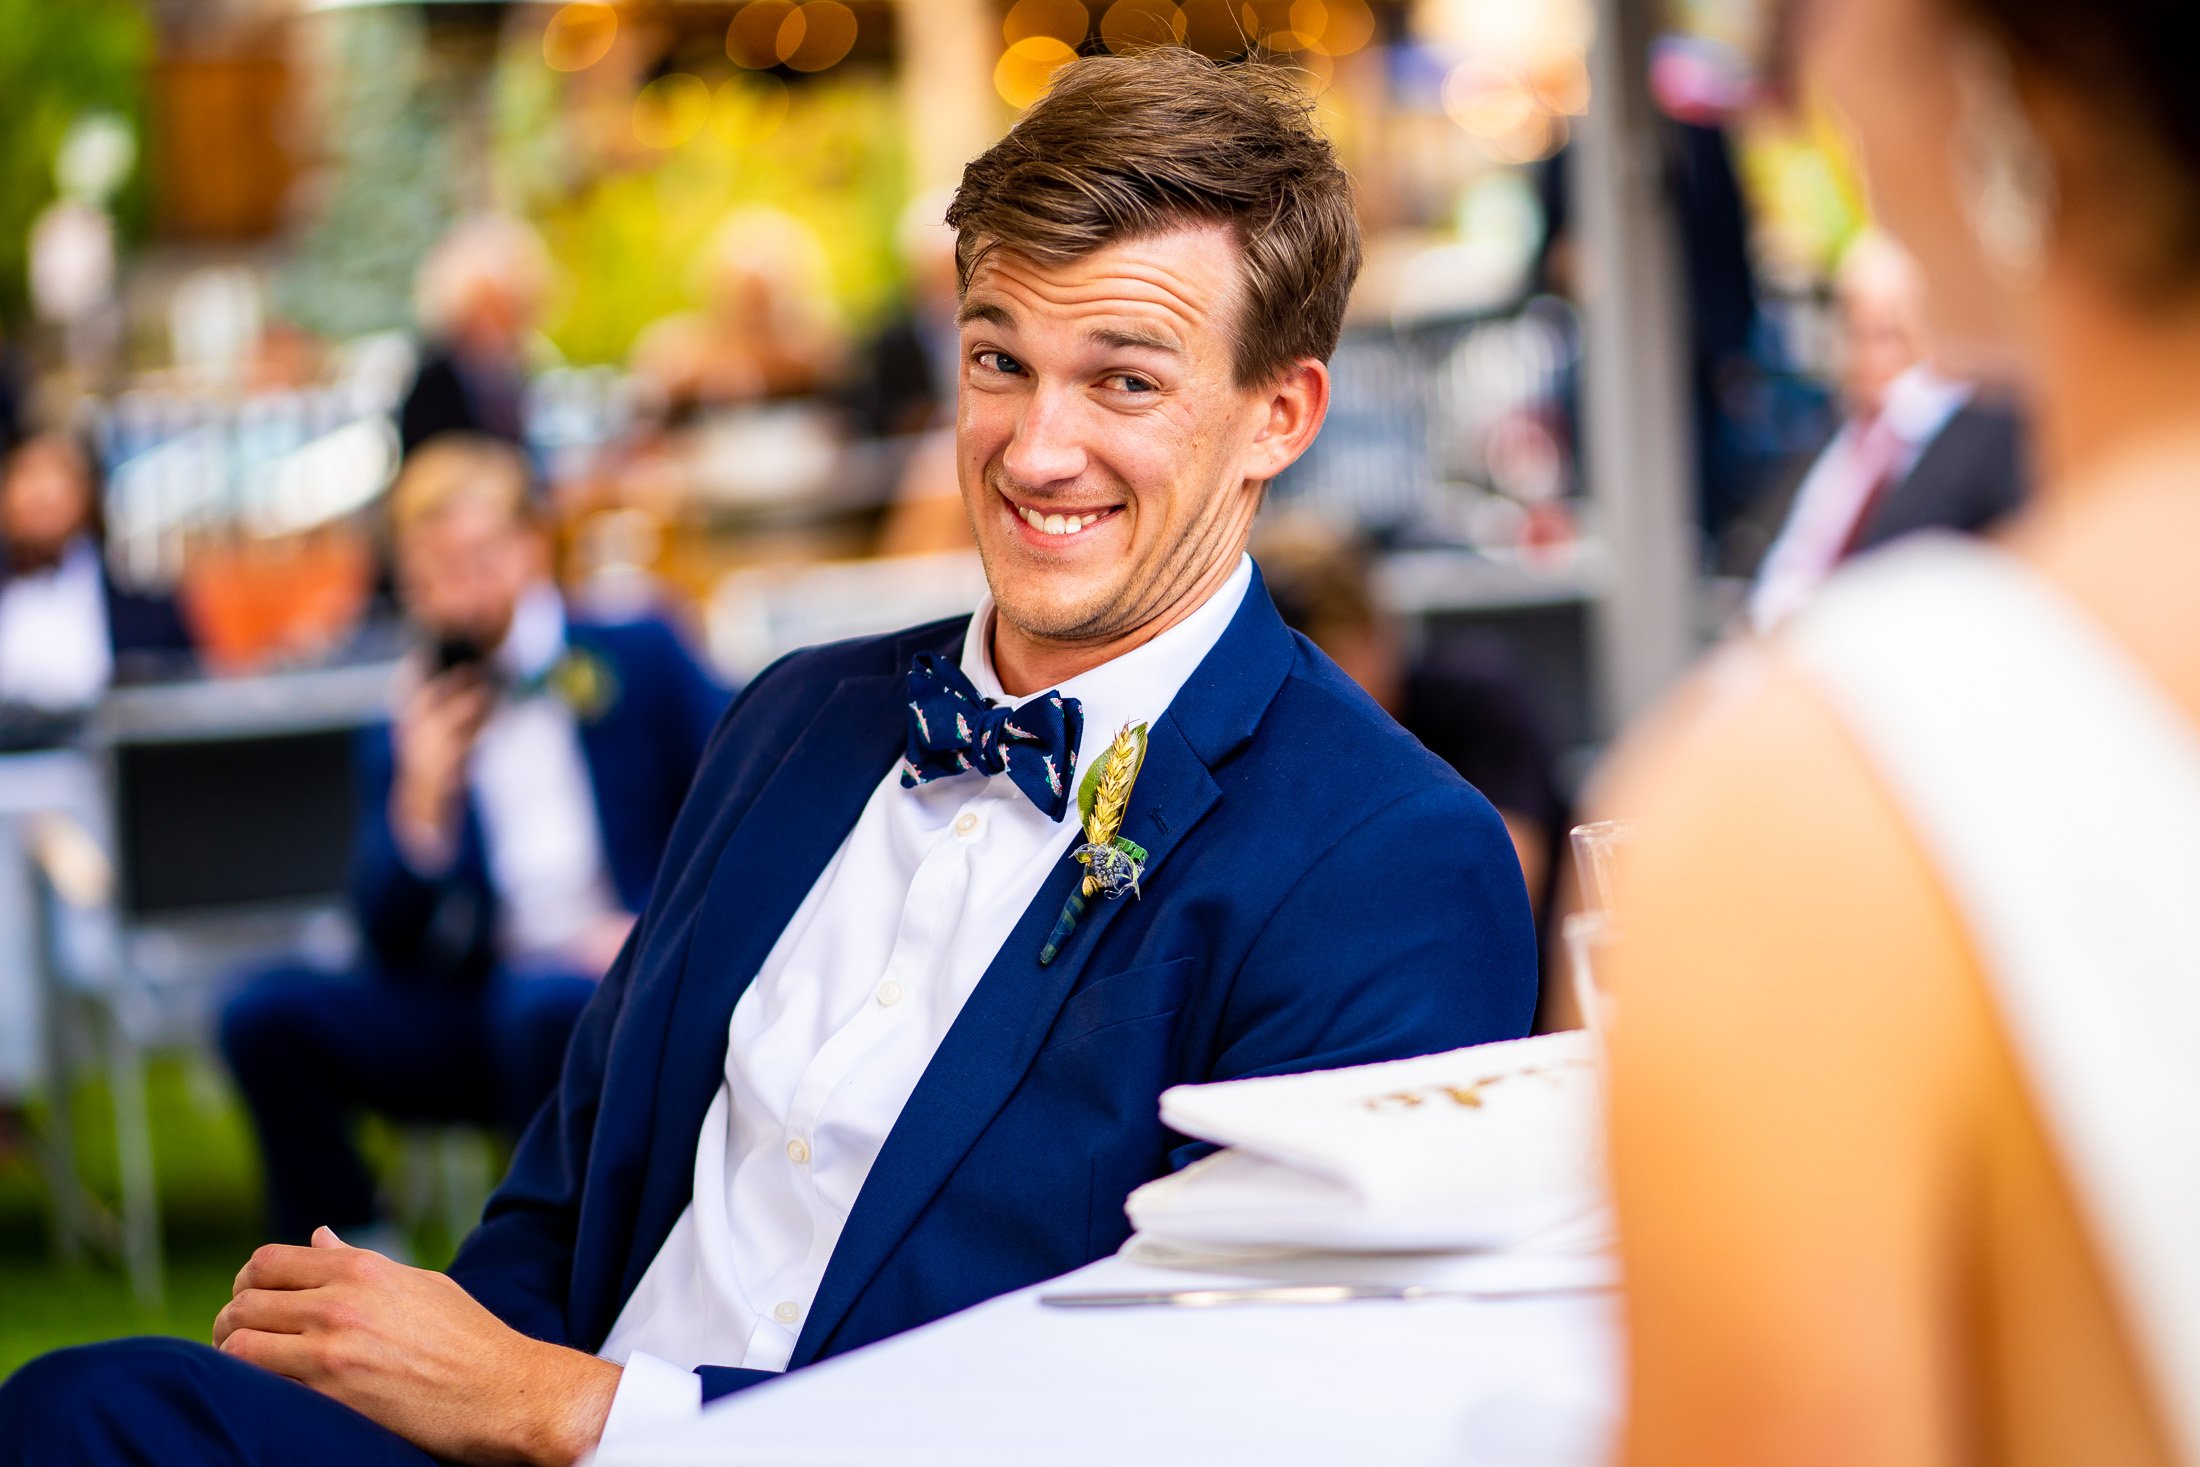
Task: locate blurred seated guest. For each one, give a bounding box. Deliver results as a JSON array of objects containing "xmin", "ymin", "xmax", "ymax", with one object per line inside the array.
[
  {"xmin": 398, "ymin": 216, "xmax": 553, "ymax": 461},
  {"xmin": 0, "ymin": 431, "xmax": 193, "ymax": 726},
  {"xmin": 629, "ymin": 206, "xmax": 846, "ymax": 422},
  {"xmin": 221, "ymin": 435, "xmax": 727, "ymax": 1248},
  {"xmin": 1256, "ymin": 517, "xmax": 1570, "ymax": 926},
  {"xmin": 1741, "ymin": 230, "xmax": 2027, "ymax": 632},
  {"xmin": 850, "ymin": 192, "xmax": 962, "ymax": 439},
  {"xmin": 865, "ymin": 195, "xmax": 974, "ymax": 556}
]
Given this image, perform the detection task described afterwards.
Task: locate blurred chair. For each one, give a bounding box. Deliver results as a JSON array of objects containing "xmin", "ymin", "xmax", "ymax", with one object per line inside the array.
[
  {"xmin": 39, "ymin": 660, "xmax": 391, "ymax": 1306},
  {"xmin": 706, "ymin": 550, "xmax": 989, "ymax": 682}
]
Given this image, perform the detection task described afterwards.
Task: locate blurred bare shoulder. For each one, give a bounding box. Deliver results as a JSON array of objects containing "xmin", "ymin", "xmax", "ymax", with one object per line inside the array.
[{"xmin": 1599, "ymin": 635, "xmax": 1995, "ymax": 1466}]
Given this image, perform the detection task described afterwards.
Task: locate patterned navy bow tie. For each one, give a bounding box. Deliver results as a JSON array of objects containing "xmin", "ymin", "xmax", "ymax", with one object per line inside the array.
[{"xmin": 899, "ymin": 652, "xmax": 1083, "ymax": 821}]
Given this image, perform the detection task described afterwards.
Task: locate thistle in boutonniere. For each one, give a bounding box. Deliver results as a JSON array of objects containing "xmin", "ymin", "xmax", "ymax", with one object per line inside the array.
[{"xmin": 1038, "ymin": 721, "xmax": 1149, "ymax": 966}]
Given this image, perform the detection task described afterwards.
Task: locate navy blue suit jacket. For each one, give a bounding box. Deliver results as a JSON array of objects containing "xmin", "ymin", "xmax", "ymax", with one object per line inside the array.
[
  {"xmin": 447, "ymin": 572, "xmax": 1538, "ymax": 1397},
  {"xmin": 352, "ymin": 614, "xmax": 729, "ymax": 984}
]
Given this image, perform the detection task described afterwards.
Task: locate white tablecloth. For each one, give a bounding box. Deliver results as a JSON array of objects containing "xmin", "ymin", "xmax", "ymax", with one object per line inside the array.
[{"xmin": 592, "ymin": 1251, "xmax": 1621, "ymax": 1467}]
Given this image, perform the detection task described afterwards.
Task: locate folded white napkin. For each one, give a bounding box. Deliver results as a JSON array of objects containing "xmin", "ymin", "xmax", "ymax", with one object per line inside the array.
[{"xmin": 1126, "ymin": 1031, "xmax": 1606, "ymax": 1255}]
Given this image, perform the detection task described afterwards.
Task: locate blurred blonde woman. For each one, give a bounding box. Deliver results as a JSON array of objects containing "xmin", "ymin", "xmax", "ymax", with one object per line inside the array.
[{"xmin": 1605, "ymin": 0, "xmax": 2200, "ymax": 1462}]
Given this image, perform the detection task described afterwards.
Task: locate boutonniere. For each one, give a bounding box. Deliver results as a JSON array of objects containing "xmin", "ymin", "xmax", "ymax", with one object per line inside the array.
[
  {"xmin": 547, "ymin": 646, "xmax": 619, "ymax": 723},
  {"xmin": 1038, "ymin": 721, "xmax": 1149, "ymax": 966}
]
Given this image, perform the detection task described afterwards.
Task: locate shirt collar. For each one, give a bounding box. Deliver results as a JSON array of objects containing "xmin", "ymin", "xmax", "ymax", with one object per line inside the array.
[
  {"xmin": 958, "ymin": 553, "xmax": 1254, "ymax": 818},
  {"xmin": 496, "ymin": 582, "xmax": 568, "ymax": 683},
  {"xmin": 1877, "ymin": 364, "xmax": 1973, "ymax": 448}
]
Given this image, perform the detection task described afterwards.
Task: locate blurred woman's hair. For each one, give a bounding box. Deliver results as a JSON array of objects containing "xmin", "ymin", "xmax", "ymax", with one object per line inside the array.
[
  {"xmin": 414, "ymin": 216, "xmax": 554, "ymax": 341},
  {"xmin": 1958, "ymin": 0, "xmax": 2200, "ymax": 290},
  {"xmin": 389, "ymin": 433, "xmax": 535, "ymax": 539}
]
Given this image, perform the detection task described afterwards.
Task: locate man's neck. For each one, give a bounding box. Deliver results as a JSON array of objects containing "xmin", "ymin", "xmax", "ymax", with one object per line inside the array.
[{"xmin": 990, "ymin": 553, "xmax": 1243, "ymax": 697}]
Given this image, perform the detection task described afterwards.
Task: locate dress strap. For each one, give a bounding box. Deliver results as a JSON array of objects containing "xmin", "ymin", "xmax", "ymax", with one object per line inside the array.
[{"xmin": 1789, "ymin": 535, "xmax": 2200, "ymax": 1463}]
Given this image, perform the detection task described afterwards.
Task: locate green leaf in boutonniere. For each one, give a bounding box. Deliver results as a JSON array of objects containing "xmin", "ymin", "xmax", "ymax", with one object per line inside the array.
[
  {"xmin": 1040, "ymin": 721, "xmax": 1148, "ymax": 966},
  {"xmin": 548, "ymin": 646, "xmax": 619, "ymax": 723}
]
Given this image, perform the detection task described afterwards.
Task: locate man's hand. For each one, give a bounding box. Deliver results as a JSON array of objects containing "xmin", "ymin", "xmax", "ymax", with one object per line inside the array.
[
  {"xmin": 215, "ymin": 1227, "xmax": 620, "ymax": 1466},
  {"xmin": 391, "ymin": 669, "xmax": 494, "ymax": 873}
]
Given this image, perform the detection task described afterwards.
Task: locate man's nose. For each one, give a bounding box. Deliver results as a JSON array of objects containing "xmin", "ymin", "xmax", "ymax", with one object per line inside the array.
[{"xmin": 1000, "ymin": 385, "xmax": 1088, "ymax": 488}]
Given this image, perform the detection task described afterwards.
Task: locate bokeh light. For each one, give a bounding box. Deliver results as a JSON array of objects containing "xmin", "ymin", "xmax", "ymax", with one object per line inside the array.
[
  {"xmin": 712, "ymin": 73, "xmax": 792, "ymax": 147},
  {"xmin": 1482, "ymin": 110, "xmax": 1564, "ymax": 165},
  {"xmin": 633, "ymin": 72, "xmax": 713, "ymax": 149},
  {"xmin": 543, "ymin": 2, "xmax": 618, "ymax": 73},
  {"xmin": 1101, "ymin": 0, "xmax": 1187, "ymax": 54},
  {"xmin": 781, "ymin": 1, "xmax": 858, "ymax": 72},
  {"xmin": 995, "ymin": 34, "xmax": 1079, "ymax": 108},
  {"xmin": 1530, "ymin": 53, "xmax": 1590, "ymax": 116},
  {"xmin": 1291, "ymin": 0, "xmax": 1375, "ymax": 56},
  {"xmin": 1442, "ymin": 59, "xmax": 1535, "ymax": 140},
  {"xmin": 727, "ymin": 1, "xmax": 798, "ymax": 69},
  {"xmin": 1004, "ymin": 0, "xmax": 1091, "ymax": 48}
]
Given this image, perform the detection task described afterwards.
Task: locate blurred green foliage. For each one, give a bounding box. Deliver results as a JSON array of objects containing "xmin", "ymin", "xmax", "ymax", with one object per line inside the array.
[
  {"xmin": 0, "ymin": 0, "xmax": 152, "ymax": 327},
  {"xmin": 273, "ymin": 6, "xmax": 462, "ymax": 342},
  {"xmin": 500, "ymin": 66, "xmax": 911, "ymax": 366}
]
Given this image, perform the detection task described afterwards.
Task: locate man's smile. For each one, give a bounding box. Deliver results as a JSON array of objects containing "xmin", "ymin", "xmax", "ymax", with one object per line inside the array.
[{"xmin": 995, "ymin": 485, "xmax": 1125, "ymax": 543}]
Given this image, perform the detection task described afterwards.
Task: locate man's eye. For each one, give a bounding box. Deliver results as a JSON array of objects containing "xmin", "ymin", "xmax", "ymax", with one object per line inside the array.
[
  {"xmin": 974, "ymin": 350, "xmax": 1024, "ymax": 375},
  {"xmin": 1105, "ymin": 374, "xmax": 1155, "ymax": 394}
]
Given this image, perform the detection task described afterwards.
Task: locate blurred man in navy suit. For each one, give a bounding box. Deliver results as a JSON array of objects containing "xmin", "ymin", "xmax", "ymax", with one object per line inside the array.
[{"xmin": 219, "ymin": 435, "xmax": 727, "ymax": 1249}]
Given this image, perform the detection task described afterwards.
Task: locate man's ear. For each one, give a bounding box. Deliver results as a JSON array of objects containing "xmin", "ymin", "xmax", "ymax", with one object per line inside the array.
[{"xmin": 1239, "ymin": 358, "xmax": 1331, "ymax": 485}]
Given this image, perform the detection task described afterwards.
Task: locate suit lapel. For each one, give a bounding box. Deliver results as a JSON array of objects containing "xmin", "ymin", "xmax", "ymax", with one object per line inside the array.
[
  {"xmin": 617, "ymin": 629, "xmax": 956, "ymax": 1312},
  {"xmin": 792, "ymin": 712, "xmax": 1219, "ymax": 1363},
  {"xmin": 792, "ymin": 573, "xmax": 1298, "ymax": 1363}
]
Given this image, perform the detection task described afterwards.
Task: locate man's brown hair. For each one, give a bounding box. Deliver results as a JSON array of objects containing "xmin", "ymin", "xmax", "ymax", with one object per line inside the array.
[{"xmin": 947, "ymin": 47, "xmax": 1362, "ymax": 386}]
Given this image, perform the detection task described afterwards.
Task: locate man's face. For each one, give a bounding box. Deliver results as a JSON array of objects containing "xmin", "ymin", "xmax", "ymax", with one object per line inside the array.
[
  {"xmin": 2, "ymin": 440, "xmax": 93, "ymax": 557},
  {"xmin": 954, "ymin": 225, "xmax": 1319, "ymax": 650},
  {"xmin": 394, "ymin": 499, "xmax": 536, "ymax": 650},
  {"xmin": 1838, "ymin": 281, "xmax": 1924, "ymax": 422}
]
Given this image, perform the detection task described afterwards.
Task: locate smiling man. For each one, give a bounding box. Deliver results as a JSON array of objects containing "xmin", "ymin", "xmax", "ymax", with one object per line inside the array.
[{"xmin": 0, "ymin": 49, "xmax": 1536, "ymax": 1467}]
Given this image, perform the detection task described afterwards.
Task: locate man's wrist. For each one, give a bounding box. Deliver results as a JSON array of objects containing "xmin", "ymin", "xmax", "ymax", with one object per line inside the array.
[
  {"xmin": 512, "ymin": 1343, "xmax": 622, "ymax": 1467},
  {"xmin": 390, "ymin": 788, "xmax": 460, "ymax": 875}
]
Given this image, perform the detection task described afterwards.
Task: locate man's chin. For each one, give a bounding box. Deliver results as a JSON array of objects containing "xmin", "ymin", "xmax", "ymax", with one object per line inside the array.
[{"xmin": 987, "ymin": 583, "xmax": 1125, "ymax": 651}]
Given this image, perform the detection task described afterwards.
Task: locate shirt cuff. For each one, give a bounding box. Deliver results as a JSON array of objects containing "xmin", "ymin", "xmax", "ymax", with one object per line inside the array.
[{"xmin": 597, "ymin": 1350, "xmax": 704, "ymax": 1451}]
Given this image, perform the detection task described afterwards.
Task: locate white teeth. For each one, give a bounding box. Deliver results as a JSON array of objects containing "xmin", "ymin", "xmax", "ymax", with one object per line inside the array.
[{"xmin": 1015, "ymin": 504, "xmax": 1105, "ymax": 536}]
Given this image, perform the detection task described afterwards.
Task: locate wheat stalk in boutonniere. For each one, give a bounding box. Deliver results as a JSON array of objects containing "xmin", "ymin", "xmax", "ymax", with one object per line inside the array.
[{"xmin": 1038, "ymin": 721, "xmax": 1150, "ymax": 966}]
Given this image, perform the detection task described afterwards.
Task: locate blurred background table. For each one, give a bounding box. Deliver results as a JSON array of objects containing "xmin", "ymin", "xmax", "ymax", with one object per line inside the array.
[{"xmin": 592, "ymin": 1251, "xmax": 1621, "ymax": 1467}]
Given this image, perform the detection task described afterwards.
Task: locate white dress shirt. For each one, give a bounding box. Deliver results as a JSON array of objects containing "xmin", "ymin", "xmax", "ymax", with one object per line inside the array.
[
  {"xmin": 1748, "ymin": 365, "xmax": 1973, "ymax": 634},
  {"xmin": 0, "ymin": 538, "xmax": 113, "ymax": 712},
  {"xmin": 425, "ymin": 584, "xmax": 620, "ymax": 962},
  {"xmin": 594, "ymin": 555, "xmax": 1254, "ymax": 1447}
]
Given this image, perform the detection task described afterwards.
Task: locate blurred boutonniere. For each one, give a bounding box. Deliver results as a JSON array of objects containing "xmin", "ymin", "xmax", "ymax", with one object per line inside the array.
[
  {"xmin": 547, "ymin": 646, "xmax": 619, "ymax": 723},
  {"xmin": 1039, "ymin": 721, "xmax": 1149, "ymax": 966}
]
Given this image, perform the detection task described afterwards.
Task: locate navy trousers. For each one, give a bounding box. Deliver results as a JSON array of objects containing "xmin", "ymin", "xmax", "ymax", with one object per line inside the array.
[
  {"xmin": 219, "ymin": 963, "xmax": 596, "ymax": 1242},
  {"xmin": 0, "ymin": 1336, "xmax": 440, "ymax": 1465}
]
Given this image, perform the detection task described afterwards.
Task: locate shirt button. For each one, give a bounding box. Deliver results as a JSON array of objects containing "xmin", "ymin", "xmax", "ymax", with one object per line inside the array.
[
  {"xmin": 876, "ymin": 980, "xmax": 904, "ymax": 1007},
  {"xmin": 785, "ymin": 1136, "xmax": 810, "ymax": 1165},
  {"xmin": 953, "ymin": 811, "xmax": 980, "ymax": 837},
  {"xmin": 773, "ymin": 1301, "xmax": 800, "ymax": 1324}
]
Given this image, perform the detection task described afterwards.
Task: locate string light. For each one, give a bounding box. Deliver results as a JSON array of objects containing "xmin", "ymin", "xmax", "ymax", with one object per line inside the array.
[
  {"xmin": 996, "ymin": 34, "xmax": 1078, "ymax": 107},
  {"xmin": 543, "ymin": 2, "xmax": 618, "ymax": 72},
  {"xmin": 1003, "ymin": 0, "xmax": 1091, "ymax": 48}
]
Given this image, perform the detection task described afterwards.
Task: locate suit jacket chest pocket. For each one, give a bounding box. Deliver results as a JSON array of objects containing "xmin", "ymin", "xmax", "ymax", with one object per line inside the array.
[{"xmin": 1038, "ymin": 956, "xmax": 1194, "ymax": 1055}]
